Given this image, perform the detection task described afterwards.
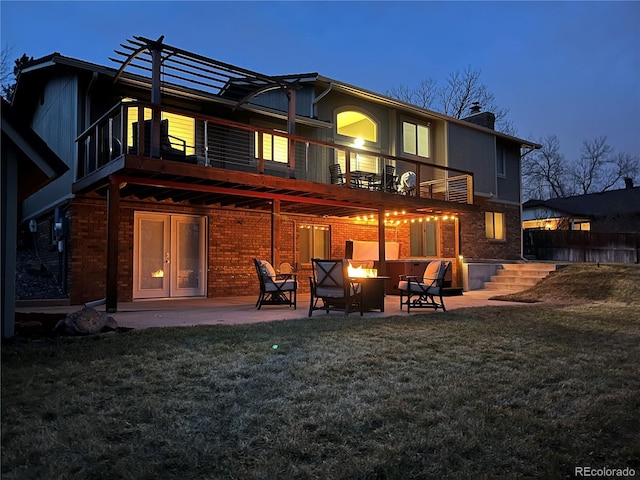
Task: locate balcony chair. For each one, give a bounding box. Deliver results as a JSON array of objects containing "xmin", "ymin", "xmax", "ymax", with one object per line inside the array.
[
  {"xmin": 329, "ymin": 163, "xmax": 360, "ymax": 187},
  {"xmin": 329, "ymin": 163, "xmax": 346, "ymax": 185},
  {"xmin": 253, "ymin": 258, "xmax": 298, "ymax": 310},
  {"xmin": 398, "ymin": 260, "xmax": 451, "ymax": 312},
  {"xmin": 131, "ymin": 119, "xmax": 188, "ymax": 162},
  {"xmin": 309, "ymin": 258, "xmax": 363, "ymax": 317},
  {"xmin": 383, "ymin": 165, "xmax": 399, "ymax": 192}
]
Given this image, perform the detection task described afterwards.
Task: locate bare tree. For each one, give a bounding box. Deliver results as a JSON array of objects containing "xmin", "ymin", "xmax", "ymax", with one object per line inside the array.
[
  {"xmin": 386, "ymin": 66, "xmax": 513, "ymax": 134},
  {"xmin": 522, "ymin": 135, "xmax": 572, "ymax": 200},
  {"xmin": 522, "ymin": 134, "xmax": 639, "ymax": 200},
  {"xmin": 1, "ymin": 45, "xmax": 13, "ymax": 92},
  {"xmin": 1, "ymin": 50, "xmax": 32, "ymax": 102},
  {"xmin": 572, "ymin": 136, "xmax": 638, "ymax": 194}
]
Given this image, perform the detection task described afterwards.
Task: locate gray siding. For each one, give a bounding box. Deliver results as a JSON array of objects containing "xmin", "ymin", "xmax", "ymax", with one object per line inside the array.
[
  {"xmin": 496, "ymin": 143, "xmax": 521, "ymax": 203},
  {"xmin": 447, "ymin": 122, "xmax": 496, "ymax": 196},
  {"xmin": 249, "ymin": 85, "xmax": 315, "ymax": 117},
  {"xmin": 22, "ymin": 75, "xmax": 79, "ymax": 220}
]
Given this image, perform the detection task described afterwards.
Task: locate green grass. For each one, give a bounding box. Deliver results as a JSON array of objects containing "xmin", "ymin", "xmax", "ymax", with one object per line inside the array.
[{"xmin": 3, "ymin": 300, "xmax": 640, "ymax": 479}]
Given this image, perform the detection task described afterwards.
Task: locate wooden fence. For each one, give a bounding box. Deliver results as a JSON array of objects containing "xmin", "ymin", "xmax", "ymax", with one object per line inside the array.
[{"xmin": 524, "ymin": 230, "xmax": 640, "ymax": 263}]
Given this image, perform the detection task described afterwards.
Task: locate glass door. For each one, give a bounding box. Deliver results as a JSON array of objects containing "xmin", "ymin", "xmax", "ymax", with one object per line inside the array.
[
  {"xmin": 171, "ymin": 215, "xmax": 206, "ymax": 297},
  {"xmin": 133, "ymin": 212, "xmax": 206, "ymax": 299}
]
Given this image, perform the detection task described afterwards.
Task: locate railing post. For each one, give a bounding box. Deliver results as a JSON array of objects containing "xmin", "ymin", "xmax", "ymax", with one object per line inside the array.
[
  {"xmin": 257, "ymin": 131, "xmax": 264, "ymax": 174},
  {"xmin": 93, "ymin": 124, "xmax": 99, "ymax": 173},
  {"xmin": 345, "ymin": 149, "xmax": 352, "ymax": 186},
  {"xmin": 120, "ymin": 103, "xmax": 127, "ymax": 157},
  {"xmin": 204, "ymin": 120, "xmax": 209, "ymax": 166},
  {"xmin": 137, "ymin": 106, "xmax": 145, "ymax": 157}
]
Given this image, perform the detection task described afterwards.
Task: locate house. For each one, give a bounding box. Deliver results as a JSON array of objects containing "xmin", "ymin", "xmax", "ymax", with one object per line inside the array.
[
  {"xmin": 522, "ymin": 181, "xmax": 640, "ymax": 263},
  {"xmin": 12, "ymin": 35, "xmax": 540, "ymax": 313},
  {"xmin": 522, "ymin": 179, "xmax": 640, "ymax": 233},
  {"xmin": 2, "ymin": 98, "xmax": 68, "ymax": 338}
]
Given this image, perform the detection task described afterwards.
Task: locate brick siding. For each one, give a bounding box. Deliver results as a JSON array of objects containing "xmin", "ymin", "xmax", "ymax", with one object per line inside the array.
[{"xmin": 31, "ymin": 193, "xmax": 522, "ymax": 304}]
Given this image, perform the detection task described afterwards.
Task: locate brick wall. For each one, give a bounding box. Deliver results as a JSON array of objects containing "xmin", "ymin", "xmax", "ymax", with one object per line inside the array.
[
  {"xmin": 459, "ymin": 199, "xmax": 521, "ymax": 260},
  {"xmin": 62, "ymin": 194, "xmax": 519, "ymax": 304}
]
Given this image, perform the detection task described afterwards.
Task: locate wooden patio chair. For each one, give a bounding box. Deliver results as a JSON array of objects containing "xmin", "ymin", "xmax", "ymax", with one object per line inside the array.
[
  {"xmin": 398, "ymin": 260, "xmax": 451, "ymax": 312},
  {"xmin": 253, "ymin": 258, "xmax": 297, "ymax": 310},
  {"xmin": 309, "ymin": 258, "xmax": 363, "ymax": 317}
]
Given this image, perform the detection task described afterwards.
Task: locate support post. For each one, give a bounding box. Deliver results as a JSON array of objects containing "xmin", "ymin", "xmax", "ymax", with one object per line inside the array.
[
  {"xmin": 454, "ymin": 216, "xmax": 462, "ymax": 288},
  {"xmin": 378, "ymin": 208, "xmax": 386, "ymax": 276},
  {"xmin": 272, "ymin": 199, "xmax": 281, "ymax": 268},
  {"xmin": 1, "ymin": 147, "xmax": 17, "ymax": 338},
  {"xmin": 287, "ymin": 87, "xmax": 296, "ymax": 178},
  {"xmin": 106, "ymin": 177, "xmax": 120, "ymax": 313},
  {"xmin": 150, "ymin": 40, "xmax": 162, "ymax": 158}
]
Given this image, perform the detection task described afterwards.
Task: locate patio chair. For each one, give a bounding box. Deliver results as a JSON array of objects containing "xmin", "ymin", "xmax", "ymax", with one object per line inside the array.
[
  {"xmin": 309, "ymin": 258, "xmax": 363, "ymax": 316},
  {"xmin": 131, "ymin": 119, "xmax": 187, "ymax": 161},
  {"xmin": 329, "ymin": 163, "xmax": 359, "ymax": 187},
  {"xmin": 253, "ymin": 258, "xmax": 297, "ymax": 310},
  {"xmin": 383, "ymin": 165, "xmax": 399, "ymax": 193},
  {"xmin": 329, "ymin": 163, "xmax": 346, "ymax": 185},
  {"xmin": 398, "ymin": 260, "xmax": 451, "ymax": 312}
]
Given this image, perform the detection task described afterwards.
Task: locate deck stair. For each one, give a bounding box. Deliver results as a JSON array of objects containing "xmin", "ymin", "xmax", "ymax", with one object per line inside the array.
[{"xmin": 483, "ymin": 263, "xmax": 558, "ymax": 291}]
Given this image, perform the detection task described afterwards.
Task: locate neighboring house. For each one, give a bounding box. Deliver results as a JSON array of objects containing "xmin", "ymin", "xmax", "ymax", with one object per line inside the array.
[
  {"xmin": 2, "ymin": 98, "xmax": 68, "ymax": 338},
  {"xmin": 522, "ymin": 179, "xmax": 640, "ymax": 233},
  {"xmin": 12, "ymin": 35, "xmax": 540, "ymax": 312}
]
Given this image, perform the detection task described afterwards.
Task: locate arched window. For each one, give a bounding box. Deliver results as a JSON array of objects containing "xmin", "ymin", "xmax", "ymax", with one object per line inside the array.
[{"xmin": 336, "ymin": 110, "xmax": 378, "ymax": 144}]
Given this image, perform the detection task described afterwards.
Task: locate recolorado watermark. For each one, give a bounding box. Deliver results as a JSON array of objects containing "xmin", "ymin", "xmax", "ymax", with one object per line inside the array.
[{"xmin": 575, "ymin": 466, "xmax": 636, "ymax": 477}]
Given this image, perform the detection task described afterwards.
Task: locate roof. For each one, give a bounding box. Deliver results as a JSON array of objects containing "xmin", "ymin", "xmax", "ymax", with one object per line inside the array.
[
  {"xmin": 14, "ymin": 35, "xmax": 540, "ymax": 150},
  {"xmin": 523, "ymin": 186, "xmax": 640, "ymax": 218},
  {"xmin": 1, "ymin": 98, "xmax": 69, "ymax": 201}
]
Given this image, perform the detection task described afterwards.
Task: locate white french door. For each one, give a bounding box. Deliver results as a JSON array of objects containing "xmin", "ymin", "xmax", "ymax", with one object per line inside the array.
[{"xmin": 133, "ymin": 212, "xmax": 206, "ymax": 299}]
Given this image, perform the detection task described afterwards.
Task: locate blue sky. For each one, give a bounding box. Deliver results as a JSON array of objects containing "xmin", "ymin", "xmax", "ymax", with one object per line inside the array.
[{"xmin": 2, "ymin": 1, "xmax": 639, "ymax": 164}]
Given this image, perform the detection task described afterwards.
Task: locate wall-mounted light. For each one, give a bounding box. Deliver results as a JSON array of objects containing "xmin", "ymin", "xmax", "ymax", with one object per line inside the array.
[{"xmin": 353, "ymin": 138, "xmax": 364, "ymax": 147}]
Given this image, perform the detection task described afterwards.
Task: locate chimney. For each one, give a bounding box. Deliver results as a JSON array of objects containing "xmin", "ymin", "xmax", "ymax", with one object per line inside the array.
[
  {"xmin": 624, "ymin": 177, "xmax": 634, "ymax": 189},
  {"xmin": 463, "ymin": 102, "xmax": 495, "ymax": 130}
]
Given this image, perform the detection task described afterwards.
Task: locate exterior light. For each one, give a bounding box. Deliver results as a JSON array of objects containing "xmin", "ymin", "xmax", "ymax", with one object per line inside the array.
[{"xmin": 354, "ymin": 138, "xmax": 364, "ymax": 147}]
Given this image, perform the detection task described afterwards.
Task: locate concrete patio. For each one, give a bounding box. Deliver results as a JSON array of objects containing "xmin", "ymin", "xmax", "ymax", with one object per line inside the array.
[{"xmin": 15, "ymin": 289, "xmax": 526, "ymax": 330}]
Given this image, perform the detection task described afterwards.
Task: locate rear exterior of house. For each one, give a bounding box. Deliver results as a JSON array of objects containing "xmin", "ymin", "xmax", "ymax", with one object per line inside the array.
[{"xmin": 13, "ymin": 36, "xmax": 538, "ymax": 310}]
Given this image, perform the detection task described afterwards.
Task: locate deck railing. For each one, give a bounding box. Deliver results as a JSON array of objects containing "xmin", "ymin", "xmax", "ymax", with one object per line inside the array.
[{"xmin": 76, "ymin": 101, "xmax": 474, "ymax": 205}]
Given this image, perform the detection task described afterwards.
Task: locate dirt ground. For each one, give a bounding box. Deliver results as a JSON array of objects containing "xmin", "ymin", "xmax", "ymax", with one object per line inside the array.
[{"xmin": 13, "ymin": 312, "xmax": 67, "ymax": 339}]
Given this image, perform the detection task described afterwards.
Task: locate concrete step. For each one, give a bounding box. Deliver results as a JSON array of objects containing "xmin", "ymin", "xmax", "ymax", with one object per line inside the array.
[
  {"xmin": 482, "ymin": 262, "xmax": 558, "ymax": 291},
  {"xmin": 490, "ymin": 275, "xmax": 541, "ymax": 285},
  {"xmin": 483, "ymin": 282, "xmax": 530, "ymax": 291},
  {"xmin": 500, "ymin": 263, "xmax": 557, "ymax": 271}
]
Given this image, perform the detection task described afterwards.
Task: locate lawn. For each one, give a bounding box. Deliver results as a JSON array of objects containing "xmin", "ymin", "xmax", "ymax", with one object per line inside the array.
[{"xmin": 2, "ymin": 264, "xmax": 640, "ymax": 479}]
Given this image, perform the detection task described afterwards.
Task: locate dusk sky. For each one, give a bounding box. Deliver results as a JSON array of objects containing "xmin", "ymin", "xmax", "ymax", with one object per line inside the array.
[{"xmin": 2, "ymin": 1, "xmax": 639, "ymax": 165}]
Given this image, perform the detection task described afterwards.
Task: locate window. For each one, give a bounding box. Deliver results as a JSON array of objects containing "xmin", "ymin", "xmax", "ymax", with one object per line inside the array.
[
  {"xmin": 485, "ymin": 212, "xmax": 505, "ymax": 240},
  {"xmin": 336, "ymin": 110, "xmax": 378, "ymax": 143},
  {"xmin": 126, "ymin": 106, "xmax": 195, "ymax": 156},
  {"xmin": 572, "ymin": 221, "xmax": 590, "ymax": 231},
  {"xmin": 254, "ymin": 131, "xmax": 288, "ymax": 163},
  {"xmin": 402, "ymin": 121, "xmax": 430, "ymax": 158},
  {"xmin": 299, "ymin": 224, "xmax": 330, "ymax": 263},
  {"xmin": 496, "ymin": 147, "xmax": 506, "ymax": 177},
  {"xmin": 410, "ymin": 220, "xmax": 438, "ymax": 256}
]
